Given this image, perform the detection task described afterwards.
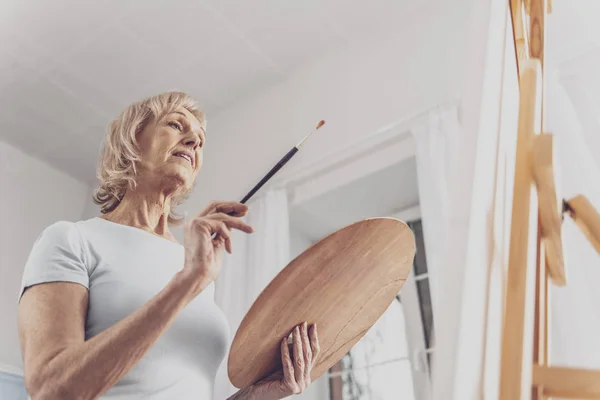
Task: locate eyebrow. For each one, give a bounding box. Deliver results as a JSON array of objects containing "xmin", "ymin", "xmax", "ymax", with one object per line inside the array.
[{"xmin": 172, "ymin": 111, "xmax": 206, "ymax": 141}]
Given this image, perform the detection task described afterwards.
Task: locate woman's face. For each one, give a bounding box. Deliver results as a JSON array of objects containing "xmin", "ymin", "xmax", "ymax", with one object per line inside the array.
[{"xmin": 136, "ymin": 106, "xmax": 206, "ymax": 192}]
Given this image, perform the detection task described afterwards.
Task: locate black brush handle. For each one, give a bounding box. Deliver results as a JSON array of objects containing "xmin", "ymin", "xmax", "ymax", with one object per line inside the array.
[
  {"xmin": 228, "ymin": 147, "xmax": 298, "ymax": 215},
  {"xmin": 240, "ymin": 147, "xmax": 298, "ymax": 204}
]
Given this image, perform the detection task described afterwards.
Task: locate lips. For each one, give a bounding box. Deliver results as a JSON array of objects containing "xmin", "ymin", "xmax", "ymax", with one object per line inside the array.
[{"xmin": 172, "ymin": 151, "xmax": 194, "ymax": 167}]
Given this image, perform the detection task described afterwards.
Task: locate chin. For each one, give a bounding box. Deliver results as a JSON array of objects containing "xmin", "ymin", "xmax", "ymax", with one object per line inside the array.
[{"xmin": 160, "ymin": 168, "xmax": 194, "ymax": 194}]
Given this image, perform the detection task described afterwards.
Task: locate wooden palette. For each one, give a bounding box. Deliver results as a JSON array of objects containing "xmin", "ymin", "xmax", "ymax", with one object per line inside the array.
[{"xmin": 228, "ymin": 217, "xmax": 416, "ymax": 388}]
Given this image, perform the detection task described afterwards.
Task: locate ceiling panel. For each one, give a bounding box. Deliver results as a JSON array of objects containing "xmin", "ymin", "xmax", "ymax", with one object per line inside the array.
[
  {"xmin": 145, "ymin": 44, "xmax": 276, "ymax": 115},
  {"xmin": 169, "ymin": 39, "xmax": 284, "ymax": 108},
  {"xmin": 322, "ymin": 0, "xmax": 424, "ymax": 41},
  {"xmin": 0, "ymin": 32, "xmax": 56, "ymax": 75},
  {"xmin": 121, "ymin": 1, "xmax": 239, "ymax": 68},
  {"xmin": 9, "ymin": 77, "xmax": 104, "ymax": 136},
  {"xmin": 206, "ymin": 0, "xmax": 346, "ymax": 72},
  {"xmin": 240, "ymin": 24, "xmax": 345, "ymax": 73},
  {"xmin": 45, "ymin": 66, "xmax": 124, "ymax": 121},
  {"xmin": 0, "ymin": 54, "xmax": 40, "ymax": 94},
  {"xmin": 55, "ymin": 24, "xmax": 179, "ymax": 111},
  {"xmin": 77, "ymin": 124, "xmax": 107, "ymax": 147},
  {"xmin": 1, "ymin": 0, "xmax": 130, "ymax": 73},
  {"xmin": 204, "ymin": 0, "xmax": 326, "ymax": 34}
]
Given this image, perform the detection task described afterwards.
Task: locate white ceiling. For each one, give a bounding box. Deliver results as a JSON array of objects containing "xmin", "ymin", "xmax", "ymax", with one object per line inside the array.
[
  {"xmin": 2, "ymin": 1, "xmax": 599, "ymax": 185},
  {"xmin": 0, "ymin": 0, "xmax": 421, "ymax": 183},
  {"xmin": 289, "ymin": 157, "xmax": 419, "ymax": 242}
]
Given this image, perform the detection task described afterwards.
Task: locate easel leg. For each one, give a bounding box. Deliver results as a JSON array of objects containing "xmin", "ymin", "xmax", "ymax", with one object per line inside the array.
[{"xmin": 532, "ymin": 217, "xmax": 548, "ymax": 400}]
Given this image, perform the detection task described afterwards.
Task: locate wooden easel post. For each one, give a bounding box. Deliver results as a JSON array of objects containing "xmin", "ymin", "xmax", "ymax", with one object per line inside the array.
[
  {"xmin": 527, "ymin": 3, "xmax": 550, "ymax": 399},
  {"xmin": 499, "ymin": 57, "xmax": 542, "ymax": 400},
  {"xmin": 501, "ymin": 1, "xmax": 550, "ymax": 399},
  {"xmin": 501, "ymin": 0, "xmax": 549, "ymax": 399},
  {"xmin": 501, "ymin": 0, "xmax": 600, "ymax": 399}
]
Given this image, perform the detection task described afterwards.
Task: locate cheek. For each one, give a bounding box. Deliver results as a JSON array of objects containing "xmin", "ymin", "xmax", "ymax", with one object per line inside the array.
[
  {"xmin": 138, "ymin": 131, "xmax": 175, "ymax": 162},
  {"xmin": 138, "ymin": 144, "xmax": 163, "ymax": 167},
  {"xmin": 135, "ymin": 133, "xmax": 152, "ymax": 154}
]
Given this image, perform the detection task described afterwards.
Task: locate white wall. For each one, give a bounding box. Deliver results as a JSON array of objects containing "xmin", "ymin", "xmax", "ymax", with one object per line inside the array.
[
  {"xmin": 0, "ymin": 140, "xmax": 90, "ymax": 371},
  {"xmin": 431, "ymin": 0, "xmax": 519, "ymax": 398},
  {"xmin": 181, "ymin": 0, "xmax": 473, "ymax": 216},
  {"xmin": 289, "ymin": 229, "xmax": 313, "ymax": 260},
  {"xmin": 81, "ymin": 186, "xmax": 99, "ymax": 220}
]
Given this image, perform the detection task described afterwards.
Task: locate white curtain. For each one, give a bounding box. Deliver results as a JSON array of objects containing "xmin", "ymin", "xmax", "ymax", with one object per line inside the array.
[
  {"xmin": 411, "ymin": 105, "xmax": 464, "ymax": 324},
  {"xmin": 546, "ymin": 68, "xmax": 600, "ymax": 369},
  {"xmin": 411, "ymin": 105, "xmax": 469, "ymax": 400},
  {"xmin": 213, "ymin": 189, "xmax": 291, "ymax": 400}
]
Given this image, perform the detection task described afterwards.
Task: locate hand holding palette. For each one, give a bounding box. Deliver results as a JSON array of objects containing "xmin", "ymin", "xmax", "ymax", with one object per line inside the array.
[{"xmin": 228, "ymin": 217, "xmax": 415, "ymax": 388}]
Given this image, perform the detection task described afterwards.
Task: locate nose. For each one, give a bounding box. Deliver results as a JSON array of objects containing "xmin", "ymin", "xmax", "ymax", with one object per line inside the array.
[{"xmin": 182, "ymin": 132, "xmax": 200, "ymax": 150}]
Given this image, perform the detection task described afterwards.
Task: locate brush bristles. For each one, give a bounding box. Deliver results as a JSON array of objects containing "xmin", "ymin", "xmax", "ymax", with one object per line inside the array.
[{"xmin": 296, "ymin": 120, "xmax": 326, "ymax": 148}]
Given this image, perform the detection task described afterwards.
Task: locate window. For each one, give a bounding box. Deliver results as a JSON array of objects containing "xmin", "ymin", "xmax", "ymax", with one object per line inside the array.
[
  {"xmin": 327, "ymin": 300, "xmax": 415, "ymax": 400},
  {"xmin": 327, "ymin": 218, "xmax": 434, "ymax": 399},
  {"xmin": 407, "ymin": 219, "xmax": 435, "ymax": 367}
]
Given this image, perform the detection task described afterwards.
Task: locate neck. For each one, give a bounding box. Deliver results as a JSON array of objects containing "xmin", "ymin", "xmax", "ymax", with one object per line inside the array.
[{"xmin": 102, "ymin": 184, "xmax": 175, "ymax": 239}]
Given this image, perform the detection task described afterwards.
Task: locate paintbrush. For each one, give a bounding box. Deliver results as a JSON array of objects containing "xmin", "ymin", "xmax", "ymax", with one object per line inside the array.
[{"xmin": 230, "ymin": 120, "xmax": 325, "ymax": 214}]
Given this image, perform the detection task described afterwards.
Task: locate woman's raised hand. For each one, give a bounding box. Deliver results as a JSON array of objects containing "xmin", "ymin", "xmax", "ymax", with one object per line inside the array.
[{"xmin": 182, "ymin": 201, "xmax": 253, "ymax": 289}]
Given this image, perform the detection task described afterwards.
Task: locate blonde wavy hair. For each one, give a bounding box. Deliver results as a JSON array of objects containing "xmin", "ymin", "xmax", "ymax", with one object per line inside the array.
[{"xmin": 93, "ymin": 91, "xmax": 206, "ymax": 224}]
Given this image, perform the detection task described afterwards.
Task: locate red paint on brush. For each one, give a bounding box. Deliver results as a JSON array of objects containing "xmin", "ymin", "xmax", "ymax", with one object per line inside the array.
[{"xmin": 316, "ymin": 120, "xmax": 325, "ymax": 129}]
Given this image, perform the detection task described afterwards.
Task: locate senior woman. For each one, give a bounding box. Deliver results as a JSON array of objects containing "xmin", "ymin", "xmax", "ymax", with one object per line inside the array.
[{"xmin": 17, "ymin": 91, "xmax": 320, "ymax": 400}]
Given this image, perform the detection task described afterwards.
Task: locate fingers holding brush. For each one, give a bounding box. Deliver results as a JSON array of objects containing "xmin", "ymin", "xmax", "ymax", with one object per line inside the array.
[
  {"xmin": 200, "ymin": 201, "xmax": 249, "ymax": 217},
  {"xmin": 182, "ymin": 206, "xmax": 254, "ymax": 292},
  {"xmin": 211, "ymin": 221, "xmax": 232, "ymax": 254},
  {"xmin": 200, "ymin": 204, "xmax": 254, "ymax": 254},
  {"xmin": 212, "ymin": 213, "xmax": 254, "ymax": 235}
]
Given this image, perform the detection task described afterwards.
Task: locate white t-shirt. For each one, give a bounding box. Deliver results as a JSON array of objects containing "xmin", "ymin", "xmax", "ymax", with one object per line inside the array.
[{"xmin": 19, "ymin": 217, "xmax": 230, "ymax": 400}]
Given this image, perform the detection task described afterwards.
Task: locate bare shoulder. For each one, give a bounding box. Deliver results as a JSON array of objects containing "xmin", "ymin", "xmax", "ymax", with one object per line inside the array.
[{"xmin": 18, "ymin": 282, "xmax": 88, "ymax": 382}]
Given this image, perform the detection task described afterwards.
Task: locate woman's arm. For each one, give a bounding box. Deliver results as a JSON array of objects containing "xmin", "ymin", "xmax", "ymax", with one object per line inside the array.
[
  {"xmin": 19, "ymin": 268, "xmax": 204, "ymax": 400},
  {"xmin": 19, "ymin": 203, "xmax": 253, "ymax": 400}
]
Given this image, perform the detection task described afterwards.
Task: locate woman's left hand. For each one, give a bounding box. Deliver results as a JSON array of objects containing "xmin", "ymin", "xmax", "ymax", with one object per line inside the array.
[{"xmin": 249, "ymin": 322, "xmax": 321, "ymax": 400}]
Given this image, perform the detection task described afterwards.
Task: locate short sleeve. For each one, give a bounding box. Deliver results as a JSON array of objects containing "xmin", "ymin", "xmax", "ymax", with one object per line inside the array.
[{"xmin": 19, "ymin": 221, "xmax": 89, "ymax": 302}]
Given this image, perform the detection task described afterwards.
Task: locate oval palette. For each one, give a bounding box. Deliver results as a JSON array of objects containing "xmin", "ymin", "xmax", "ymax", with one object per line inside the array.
[{"xmin": 228, "ymin": 217, "xmax": 416, "ymax": 388}]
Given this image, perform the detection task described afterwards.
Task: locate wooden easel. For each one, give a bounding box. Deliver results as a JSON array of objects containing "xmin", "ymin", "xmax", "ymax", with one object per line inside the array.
[{"xmin": 499, "ymin": 0, "xmax": 600, "ymax": 399}]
